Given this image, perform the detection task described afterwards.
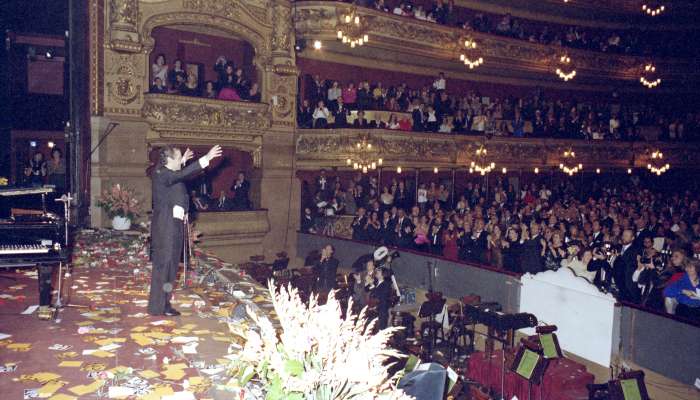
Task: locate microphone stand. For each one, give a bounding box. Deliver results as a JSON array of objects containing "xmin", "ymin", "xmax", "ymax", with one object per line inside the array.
[
  {"xmin": 53, "ymin": 193, "xmax": 73, "ymax": 310},
  {"xmin": 182, "ymin": 214, "xmax": 190, "ymax": 289}
]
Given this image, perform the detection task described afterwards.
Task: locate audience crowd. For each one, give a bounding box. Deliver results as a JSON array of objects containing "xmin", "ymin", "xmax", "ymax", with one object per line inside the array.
[
  {"xmin": 298, "ymin": 73, "xmax": 699, "ymax": 142},
  {"xmin": 301, "ymin": 170, "xmax": 700, "ymax": 321},
  {"xmin": 149, "ymin": 54, "xmax": 261, "ymax": 102},
  {"xmin": 353, "ymin": 0, "xmax": 696, "ymax": 58}
]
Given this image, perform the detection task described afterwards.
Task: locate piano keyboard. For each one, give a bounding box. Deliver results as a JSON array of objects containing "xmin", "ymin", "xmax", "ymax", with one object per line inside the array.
[{"xmin": 0, "ymin": 244, "xmax": 51, "ymax": 255}]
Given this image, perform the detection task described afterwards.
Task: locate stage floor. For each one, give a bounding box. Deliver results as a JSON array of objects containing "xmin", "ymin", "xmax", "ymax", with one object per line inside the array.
[{"xmin": 0, "ymin": 230, "xmax": 272, "ymax": 400}]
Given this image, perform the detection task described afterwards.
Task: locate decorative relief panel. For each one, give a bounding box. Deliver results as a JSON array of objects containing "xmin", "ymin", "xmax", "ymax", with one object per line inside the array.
[
  {"xmin": 271, "ymin": 4, "xmax": 292, "ymax": 52},
  {"xmin": 105, "ymin": 53, "xmax": 143, "ymax": 107},
  {"xmin": 108, "ymin": 0, "xmax": 142, "ymax": 52},
  {"xmin": 295, "ymin": 129, "xmax": 700, "ymax": 170},
  {"xmin": 142, "ymin": 94, "xmax": 272, "ymax": 130}
]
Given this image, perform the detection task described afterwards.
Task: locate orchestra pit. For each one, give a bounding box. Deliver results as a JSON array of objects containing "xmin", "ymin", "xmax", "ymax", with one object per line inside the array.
[{"xmin": 2, "ymin": 0, "xmax": 700, "ymax": 399}]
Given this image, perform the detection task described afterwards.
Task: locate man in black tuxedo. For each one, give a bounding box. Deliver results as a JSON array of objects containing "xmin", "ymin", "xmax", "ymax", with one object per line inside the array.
[
  {"xmin": 333, "ymin": 98, "xmax": 349, "ymax": 128},
  {"xmin": 590, "ymin": 220, "xmax": 604, "ymax": 246},
  {"xmin": 315, "ymin": 169, "xmax": 330, "ymax": 196},
  {"xmin": 428, "ymin": 215, "xmax": 445, "ymax": 255},
  {"xmin": 612, "ymin": 229, "xmax": 640, "ymax": 302},
  {"xmin": 353, "ymin": 110, "xmax": 371, "ymax": 128},
  {"xmin": 412, "ymin": 104, "xmax": 425, "ymax": 132},
  {"xmin": 352, "ymin": 207, "xmax": 368, "ymax": 242},
  {"xmin": 314, "ymin": 244, "xmax": 339, "ymax": 295},
  {"xmin": 464, "ymin": 219, "xmax": 488, "ymax": 263},
  {"xmin": 231, "ymin": 171, "xmax": 251, "ymax": 210},
  {"xmin": 394, "ymin": 208, "xmax": 414, "ymax": 248},
  {"xmin": 519, "ymin": 223, "xmax": 544, "ymax": 274},
  {"xmin": 633, "ymin": 217, "xmax": 653, "ymax": 248},
  {"xmin": 148, "ymin": 145, "xmax": 222, "ymax": 316}
]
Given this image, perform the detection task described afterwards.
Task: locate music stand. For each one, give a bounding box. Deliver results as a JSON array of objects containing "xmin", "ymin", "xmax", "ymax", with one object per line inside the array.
[
  {"xmin": 418, "ymin": 293, "xmax": 446, "ymax": 360},
  {"xmin": 510, "ymin": 338, "xmax": 548, "ymax": 400},
  {"xmin": 608, "ymin": 371, "xmax": 650, "ymax": 400},
  {"xmin": 536, "ymin": 325, "xmax": 563, "ymax": 360}
]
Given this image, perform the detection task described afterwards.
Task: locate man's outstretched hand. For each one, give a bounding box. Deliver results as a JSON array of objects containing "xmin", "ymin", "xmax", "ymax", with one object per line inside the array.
[
  {"xmin": 182, "ymin": 148, "xmax": 194, "ymax": 165},
  {"xmin": 206, "ymin": 145, "xmax": 223, "ymax": 162}
]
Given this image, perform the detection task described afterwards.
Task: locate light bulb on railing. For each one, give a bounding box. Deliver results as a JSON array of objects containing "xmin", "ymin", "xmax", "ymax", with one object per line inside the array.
[
  {"xmin": 354, "ymin": 162, "xmax": 358, "ymax": 170},
  {"xmin": 397, "ymin": 166, "xmax": 402, "ymax": 174},
  {"xmin": 313, "ymin": 40, "xmax": 322, "ymax": 50},
  {"xmin": 378, "ymin": 158, "xmax": 383, "ymax": 166},
  {"xmin": 355, "ymin": 15, "xmax": 360, "ymax": 24},
  {"xmin": 364, "ymin": 34, "xmax": 369, "ymax": 42},
  {"xmin": 371, "ymin": 162, "xmax": 376, "ymax": 169},
  {"xmin": 534, "ymin": 167, "xmax": 539, "ymax": 174},
  {"xmin": 596, "ymin": 168, "xmax": 601, "ymax": 174},
  {"xmin": 337, "ymin": 30, "xmax": 343, "ymax": 39},
  {"xmin": 502, "ymin": 167, "xmax": 507, "ymax": 174},
  {"xmin": 350, "ymin": 41, "xmax": 356, "ymax": 48},
  {"xmin": 347, "ymin": 158, "xmax": 351, "ymax": 166},
  {"xmin": 362, "ymin": 166, "xmax": 368, "ymax": 173},
  {"xmin": 433, "ymin": 167, "xmax": 438, "ymax": 173}
]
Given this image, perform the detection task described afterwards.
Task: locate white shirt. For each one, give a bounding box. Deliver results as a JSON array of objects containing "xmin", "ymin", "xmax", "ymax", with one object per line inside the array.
[
  {"xmin": 433, "ymin": 78, "xmax": 446, "ymax": 91},
  {"xmin": 313, "ymin": 107, "xmax": 330, "ymax": 120}
]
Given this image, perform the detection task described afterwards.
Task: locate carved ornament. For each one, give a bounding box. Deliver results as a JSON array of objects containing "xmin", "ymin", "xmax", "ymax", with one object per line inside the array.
[{"xmin": 108, "ymin": 0, "xmax": 142, "ymax": 53}]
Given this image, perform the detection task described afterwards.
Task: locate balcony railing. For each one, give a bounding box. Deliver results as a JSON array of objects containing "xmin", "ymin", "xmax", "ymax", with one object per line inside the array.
[
  {"xmin": 294, "ymin": 1, "xmax": 696, "ymax": 85},
  {"xmin": 142, "ymin": 93, "xmax": 271, "ymax": 138},
  {"xmin": 295, "ymin": 128, "xmax": 700, "ymax": 169}
]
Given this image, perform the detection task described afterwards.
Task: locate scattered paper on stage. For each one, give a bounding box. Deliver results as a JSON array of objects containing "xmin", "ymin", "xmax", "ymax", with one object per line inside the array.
[
  {"xmin": 21, "ymin": 305, "xmax": 39, "ymax": 315},
  {"xmin": 58, "ymin": 361, "xmax": 83, "ymax": 368}
]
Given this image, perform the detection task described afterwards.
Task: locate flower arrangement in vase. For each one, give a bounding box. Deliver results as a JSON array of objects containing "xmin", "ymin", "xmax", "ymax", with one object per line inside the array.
[{"xmin": 96, "ymin": 184, "xmax": 141, "ymax": 230}]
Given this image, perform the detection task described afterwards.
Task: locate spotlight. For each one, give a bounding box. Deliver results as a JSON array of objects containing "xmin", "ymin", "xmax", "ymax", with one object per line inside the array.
[
  {"xmin": 397, "ymin": 166, "xmax": 402, "ymax": 174},
  {"xmin": 30, "ymin": 141, "xmax": 37, "ymax": 147},
  {"xmin": 313, "ymin": 40, "xmax": 322, "ymax": 50},
  {"xmin": 47, "ymin": 141, "xmax": 55, "ymax": 148},
  {"xmin": 45, "ymin": 49, "xmax": 54, "ymax": 59}
]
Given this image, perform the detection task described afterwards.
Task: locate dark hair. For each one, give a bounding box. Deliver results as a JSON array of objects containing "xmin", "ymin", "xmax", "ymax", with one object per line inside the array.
[
  {"xmin": 158, "ymin": 145, "xmax": 178, "ymax": 166},
  {"xmin": 155, "ymin": 53, "xmax": 166, "ymax": 63},
  {"xmin": 51, "ymin": 148, "xmax": 62, "ymax": 157}
]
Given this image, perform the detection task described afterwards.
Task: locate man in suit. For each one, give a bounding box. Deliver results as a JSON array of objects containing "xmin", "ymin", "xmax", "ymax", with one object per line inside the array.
[
  {"xmin": 464, "ymin": 219, "xmax": 489, "ymax": 263},
  {"xmin": 428, "ymin": 215, "xmax": 445, "ymax": 255},
  {"xmin": 333, "ymin": 97, "xmax": 349, "ymax": 128},
  {"xmin": 590, "ymin": 219, "xmax": 604, "ymax": 246},
  {"xmin": 231, "ymin": 171, "xmax": 251, "ymax": 210},
  {"xmin": 613, "ymin": 229, "xmax": 639, "ymax": 302},
  {"xmin": 148, "ymin": 145, "xmax": 222, "ymax": 316},
  {"xmin": 412, "ymin": 103, "xmax": 424, "ymax": 132},
  {"xmin": 633, "ymin": 217, "xmax": 653, "ymax": 248},
  {"xmin": 353, "ymin": 110, "xmax": 371, "ymax": 128},
  {"xmin": 395, "ymin": 208, "xmax": 414, "ymax": 248},
  {"xmin": 314, "ymin": 244, "xmax": 339, "ymax": 295},
  {"xmin": 519, "ymin": 223, "xmax": 544, "ymax": 274},
  {"xmin": 352, "ymin": 207, "xmax": 369, "ymax": 242}
]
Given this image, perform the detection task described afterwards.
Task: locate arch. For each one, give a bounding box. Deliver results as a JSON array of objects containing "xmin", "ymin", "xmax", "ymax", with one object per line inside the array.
[{"xmin": 141, "ymin": 12, "xmax": 271, "ymax": 65}]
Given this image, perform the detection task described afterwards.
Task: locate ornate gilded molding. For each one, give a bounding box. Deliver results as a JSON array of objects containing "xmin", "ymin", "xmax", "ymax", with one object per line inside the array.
[
  {"xmin": 294, "ymin": 2, "xmax": 697, "ymax": 84},
  {"xmin": 295, "ymin": 129, "xmax": 700, "ymax": 170},
  {"xmin": 108, "ymin": 0, "xmax": 143, "ymax": 52},
  {"xmin": 142, "ymin": 93, "xmax": 272, "ymax": 130}
]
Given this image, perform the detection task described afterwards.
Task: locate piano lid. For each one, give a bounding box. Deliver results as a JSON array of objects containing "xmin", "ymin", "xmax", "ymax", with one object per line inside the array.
[{"xmin": 0, "ymin": 186, "xmax": 55, "ymax": 197}]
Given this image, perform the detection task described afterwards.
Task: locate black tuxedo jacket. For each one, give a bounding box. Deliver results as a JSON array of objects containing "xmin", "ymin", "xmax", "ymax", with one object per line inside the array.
[
  {"xmin": 395, "ymin": 217, "xmax": 414, "ymax": 247},
  {"xmin": 151, "ymin": 161, "xmax": 203, "ymax": 260},
  {"xmin": 231, "ymin": 179, "xmax": 251, "ymax": 209},
  {"xmin": 613, "ymin": 244, "xmax": 640, "ymax": 302},
  {"xmin": 352, "ymin": 216, "xmax": 368, "ymax": 241},
  {"xmin": 315, "ymin": 257, "xmax": 339, "ymax": 292},
  {"xmin": 519, "ymin": 236, "xmax": 544, "ymax": 274}
]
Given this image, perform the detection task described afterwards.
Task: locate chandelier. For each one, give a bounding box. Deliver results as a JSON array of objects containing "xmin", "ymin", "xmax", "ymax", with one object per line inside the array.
[
  {"xmin": 469, "ymin": 145, "xmax": 495, "ymax": 175},
  {"xmin": 346, "ymin": 135, "xmax": 382, "ymax": 173},
  {"xmin": 640, "ymin": 63, "xmax": 661, "ymax": 88},
  {"xmin": 337, "ymin": 8, "xmax": 369, "ymax": 49},
  {"xmin": 558, "ymin": 148, "xmax": 582, "ymax": 175},
  {"xmin": 642, "ymin": 3, "xmax": 665, "ymax": 16},
  {"xmin": 555, "ymin": 55, "xmax": 576, "ymax": 81},
  {"xmin": 459, "ymin": 38, "xmax": 484, "ymax": 69},
  {"xmin": 646, "ymin": 150, "xmax": 670, "ymax": 175}
]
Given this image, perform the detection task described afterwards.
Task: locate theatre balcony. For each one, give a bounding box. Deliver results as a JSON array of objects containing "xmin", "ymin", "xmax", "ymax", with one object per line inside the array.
[
  {"xmin": 293, "ymin": 1, "xmax": 699, "ymax": 93},
  {"xmin": 294, "ymin": 128, "xmax": 700, "ymax": 171}
]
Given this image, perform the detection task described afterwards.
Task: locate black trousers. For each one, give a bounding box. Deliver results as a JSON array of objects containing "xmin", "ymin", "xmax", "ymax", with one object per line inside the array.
[
  {"xmin": 38, "ymin": 264, "xmax": 53, "ymax": 306},
  {"xmin": 148, "ymin": 226, "xmax": 184, "ymax": 315}
]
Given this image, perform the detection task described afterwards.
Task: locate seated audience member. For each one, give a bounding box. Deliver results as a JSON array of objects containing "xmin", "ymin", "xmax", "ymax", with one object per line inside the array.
[
  {"xmin": 213, "ymin": 56, "xmax": 228, "ymax": 83},
  {"xmin": 663, "ymin": 260, "xmax": 700, "ymax": 321},
  {"xmin": 151, "ymin": 54, "xmax": 169, "ymax": 84},
  {"xmin": 24, "ymin": 151, "xmax": 47, "ymax": 186},
  {"xmin": 333, "ymin": 97, "xmax": 349, "ymax": 128},
  {"xmin": 150, "ymin": 77, "xmax": 167, "ymax": 93},
  {"xmin": 297, "ymin": 99, "xmax": 313, "ymax": 128},
  {"xmin": 395, "ymin": 208, "xmax": 415, "ymax": 248},
  {"xmin": 412, "ymin": 103, "xmax": 425, "ymax": 132},
  {"xmin": 168, "ymin": 59, "xmax": 185, "ymax": 88},
  {"xmin": 191, "ymin": 190, "xmax": 210, "ymax": 211},
  {"xmin": 327, "ymin": 81, "xmax": 342, "ymax": 111},
  {"xmin": 180, "ymin": 72, "xmax": 200, "ymax": 96},
  {"xmin": 562, "ymin": 244, "xmax": 596, "ymax": 282},
  {"xmin": 301, "ymin": 207, "xmax": 317, "ymax": 234},
  {"xmin": 386, "ymin": 114, "xmax": 400, "ymax": 130},
  {"xmin": 233, "ymin": 68, "xmax": 249, "ymax": 94},
  {"xmin": 215, "ymin": 190, "xmax": 231, "ymax": 211},
  {"xmin": 169, "ymin": 72, "xmax": 187, "ymax": 94},
  {"xmin": 312, "ymin": 100, "xmax": 330, "ymax": 128},
  {"xmin": 231, "ymin": 171, "xmax": 251, "ymax": 210},
  {"xmin": 203, "ymin": 81, "xmax": 218, "ymax": 99},
  {"xmin": 587, "ymin": 245, "xmax": 613, "ymax": 289},
  {"xmin": 246, "ymin": 83, "xmax": 261, "ymax": 102},
  {"xmin": 353, "ymin": 110, "xmax": 370, "ymax": 128}
]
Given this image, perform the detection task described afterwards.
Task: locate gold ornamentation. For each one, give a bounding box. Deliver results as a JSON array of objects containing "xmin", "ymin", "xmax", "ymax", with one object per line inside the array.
[
  {"xmin": 271, "ymin": 5, "xmax": 292, "ymax": 52},
  {"xmin": 108, "ymin": 78, "xmax": 140, "ymax": 105},
  {"xmin": 183, "ymin": 0, "xmax": 239, "ymax": 20},
  {"xmin": 142, "ymin": 94, "xmax": 271, "ymax": 130},
  {"xmin": 108, "ymin": 0, "xmax": 142, "ymax": 52},
  {"xmin": 109, "ymin": 0, "xmax": 137, "ymax": 27}
]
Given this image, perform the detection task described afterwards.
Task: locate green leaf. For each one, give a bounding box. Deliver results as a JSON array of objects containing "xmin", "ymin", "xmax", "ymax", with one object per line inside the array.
[
  {"xmin": 265, "ymin": 375, "xmax": 284, "ymax": 400},
  {"xmin": 239, "ymin": 365, "xmax": 256, "ymax": 386},
  {"xmin": 284, "ymin": 359, "xmax": 304, "ymax": 377}
]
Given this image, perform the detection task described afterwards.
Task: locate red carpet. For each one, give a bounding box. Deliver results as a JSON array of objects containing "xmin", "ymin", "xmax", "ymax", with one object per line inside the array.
[
  {"xmin": 0, "ymin": 230, "xmax": 263, "ymax": 399},
  {"xmin": 467, "ymin": 349, "xmax": 594, "ymax": 400}
]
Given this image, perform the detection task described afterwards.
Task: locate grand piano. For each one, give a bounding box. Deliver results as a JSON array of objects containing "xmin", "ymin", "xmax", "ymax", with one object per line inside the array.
[{"xmin": 0, "ymin": 186, "xmax": 71, "ymax": 315}]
